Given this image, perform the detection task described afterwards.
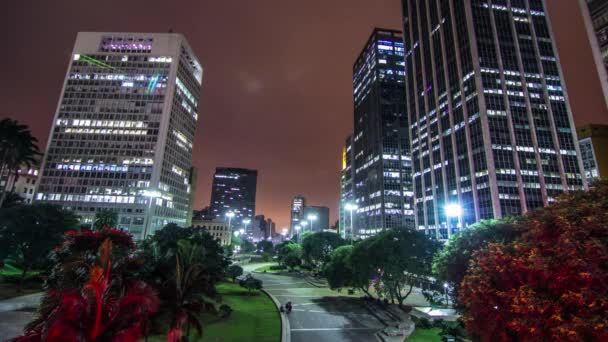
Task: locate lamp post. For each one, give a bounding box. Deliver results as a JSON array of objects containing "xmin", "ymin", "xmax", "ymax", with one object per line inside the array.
[
  {"xmin": 142, "ymin": 190, "xmax": 162, "ymax": 239},
  {"xmin": 443, "ymin": 283, "xmax": 450, "ymax": 307},
  {"xmin": 307, "ymin": 214, "xmax": 317, "ymax": 232},
  {"xmin": 445, "ymin": 203, "xmax": 462, "ymax": 239},
  {"xmin": 295, "ymin": 225, "xmax": 301, "ymax": 243},
  {"xmin": 300, "ymin": 221, "xmax": 308, "ymax": 233},
  {"xmin": 243, "ymin": 218, "xmax": 251, "ymax": 234},
  {"xmin": 344, "ymin": 203, "xmax": 358, "ymax": 241},
  {"xmin": 226, "ymin": 212, "xmax": 235, "ymax": 234}
]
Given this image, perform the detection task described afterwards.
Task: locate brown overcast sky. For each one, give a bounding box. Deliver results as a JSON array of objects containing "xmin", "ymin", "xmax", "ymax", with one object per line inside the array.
[{"xmin": 1, "ymin": 1, "xmax": 607, "ymax": 229}]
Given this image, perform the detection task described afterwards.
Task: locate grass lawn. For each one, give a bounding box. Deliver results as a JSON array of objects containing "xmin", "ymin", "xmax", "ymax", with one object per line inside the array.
[
  {"xmin": 406, "ymin": 327, "xmax": 442, "ymax": 342},
  {"xmin": 150, "ymin": 281, "xmax": 280, "ymax": 342},
  {"xmin": 0, "ymin": 264, "xmax": 43, "ymax": 300}
]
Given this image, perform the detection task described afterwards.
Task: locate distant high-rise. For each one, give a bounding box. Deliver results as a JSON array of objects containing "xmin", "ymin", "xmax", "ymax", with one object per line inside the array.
[
  {"xmin": 209, "ymin": 167, "xmax": 257, "ymax": 223},
  {"xmin": 401, "ymin": 0, "xmax": 586, "ymax": 239},
  {"xmin": 289, "ymin": 195, "xmax": 305, "ymax": 236},
  {"xmin": 353, "ymin": 28, "xmax": 414, "ymax": 239},
  {"xmin": 578, "ymin": 124, "xmax": 608, "ymax": 181},
  {"xmin": 339, "ymin": 135, "xmax": 355, "ymax": 239},
  {"xmin": 36, "ymin": 32, "xmax": 202, "ymax": 238},
  {"xmin": 581, "ymin": 0, "xmax": 608, "ymax": 106}
]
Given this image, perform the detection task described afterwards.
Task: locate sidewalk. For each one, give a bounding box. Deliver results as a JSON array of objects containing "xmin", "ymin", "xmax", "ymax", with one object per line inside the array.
[{"xmin": 0, "ymin": 292, "xmax": 43, "ymax": 341}]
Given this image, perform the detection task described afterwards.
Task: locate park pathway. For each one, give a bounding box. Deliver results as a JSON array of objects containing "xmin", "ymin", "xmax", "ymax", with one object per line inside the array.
[{"xmin": 243, "ymin": 264, "xmax": 386, "ymax": 342}]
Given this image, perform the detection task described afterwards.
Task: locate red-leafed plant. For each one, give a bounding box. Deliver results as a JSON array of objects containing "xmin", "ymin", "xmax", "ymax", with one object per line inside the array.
[
  {"xmin": 14, "ymin": 229, "xmax": 158, "ymax": 342},
  {"xmin": 459, "ymin": 182, "xmax": 608, "ymax": 341}
]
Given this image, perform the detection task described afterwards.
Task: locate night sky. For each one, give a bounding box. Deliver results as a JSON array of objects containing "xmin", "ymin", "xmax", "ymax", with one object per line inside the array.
[{"xmin": 2, "ymin": 1, "xmax": 607, "ymax": 229}]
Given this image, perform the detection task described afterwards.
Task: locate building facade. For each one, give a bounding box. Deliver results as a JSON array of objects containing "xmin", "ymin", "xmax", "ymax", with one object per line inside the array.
[
  {"xmin": 209, "ymin": 167, "xmax": 257, "ymax": 223},
  {"xmin": 578, "ymin": 124, "xmax": 608, "ymax": 181},
  {"xmin": 353, "ymin": 28, "xmax": 414, "ymax": 239},
  {"xmin": 303, "ymin": 205, "xmax": 330, "ymax": 232},
  {"xmin": 580, "ymin": 0, "xmax": 608, "ymax": 107},
  {"xmin": 36, "ymin": 32, "xmax": 202, "ymax": 239},
  {"xmin": 1, "ymin": 162, "xmax": 41, "ymax": 205},
  {"xmin": 289, "ymin": 195, "xmax": 306, "ymax": 236},
  {"xmin": 339, "ymin": 135, "xmax": 356, "ymax": 239},
  {"xmin": 401, "ymin": 0, "xmax": 586, "ymax": 239},
  {"xmin": 191, "ymin": 219, "xmax": 232, "ymax": 246}
]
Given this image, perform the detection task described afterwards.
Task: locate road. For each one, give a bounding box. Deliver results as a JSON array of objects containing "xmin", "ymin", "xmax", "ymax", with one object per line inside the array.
[{"xmin": 243, "ymin": 264, "xmax": 386, "ymax": 342}]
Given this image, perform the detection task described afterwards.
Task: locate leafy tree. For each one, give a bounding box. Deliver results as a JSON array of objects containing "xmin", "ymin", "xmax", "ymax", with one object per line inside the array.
[
  {"xmin": 0, "ymin": 118, "xmax": 41, "ymax": 208},
  {"xmin": 349, "ymin": 238, "xmax": 377, "ymax": 297},
  {"xmin": 1, "ymin": 192, "xmax": 24, "ymax": 208},
  {"xmin": 323, "ymin": 245, "xmax": 355, "ymax": 290},
  {"xmin": 0, "ymin": 204, "xmax": 78, "ymax": 291},
  {"xmin": 460, "ymin": 182, "xmax": 608, "ymax": 341},
  {"xmin": 226, "ymin": 264, "xmax": 243, "ymax": 282},
  {"xmin": 240, "ymin": 239, "xmax": 256, "ymax": 253},
  {"xmin": 17, "ymin": 228, "xmax": 159, "ymax": 341},
  {"xmin": 239, "ymin": 274, "xmax": 262, "ymax": 295},
  {"xmin": 276, "ymin": 242, "xmax": 302, "ymax": 270},
  {"xmin": 301, "ymin": 232, "xmax": 346, "ymax": 271},
  {"xmin": 432, "ymin": 218, "xmax": 521, "ymax": 303},
  {"xmin": 93, "ymin": 209, "xmax": 118, "ymax": 230},
  {"xmin": 370, "ymin": 228, "xmax": 441, "ymax": 306},
  {"xmin": 257, "ymin": 240, "xmax": 274, "ymax": 254}
]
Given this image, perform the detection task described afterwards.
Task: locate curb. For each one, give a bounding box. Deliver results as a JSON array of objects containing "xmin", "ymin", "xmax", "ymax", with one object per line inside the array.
[{"xmin": 261, "ymin": 288, "xmax": 291, "ymax": 342}]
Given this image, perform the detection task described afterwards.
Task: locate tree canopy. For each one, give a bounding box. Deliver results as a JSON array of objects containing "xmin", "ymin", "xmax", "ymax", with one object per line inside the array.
[
  {"xmin": 0, "ymin": 204, "xmax": 79, "ymax": 288},
  {"xmin": 460, "ymin": 182, "xmax": 608, "ymax": 341},
  {"xmin": 301, "ymin": 232, "xmax": 346, "ymax": 271}
]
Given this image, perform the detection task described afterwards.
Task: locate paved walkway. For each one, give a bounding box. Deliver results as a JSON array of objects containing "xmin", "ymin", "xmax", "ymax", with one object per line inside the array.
[
  {"xmin": 244, "ymin": 264, "xmax": 386, "ymax": 342},
  {"xmin": 0, "ymin": 292, "xmax": 42, "ymax": 341}
]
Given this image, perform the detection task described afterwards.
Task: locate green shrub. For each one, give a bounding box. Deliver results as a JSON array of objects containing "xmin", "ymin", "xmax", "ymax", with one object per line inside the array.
[
  {"xmin": 269, "ymin": 265, "xmax": 286, "ymax": 271},
  {"xmin": 412, "ymin": 316, "xmax": 433, "ymax": 329}
]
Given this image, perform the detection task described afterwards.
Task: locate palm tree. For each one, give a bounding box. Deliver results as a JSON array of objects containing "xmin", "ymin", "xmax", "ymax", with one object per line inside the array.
[
  {"xmin": 94, "ymin": 209, "xmax": 119, "ymax": 229},
  {"xmin": 0, "ymin": 118, "xmax": 41, "ymax": 207}
]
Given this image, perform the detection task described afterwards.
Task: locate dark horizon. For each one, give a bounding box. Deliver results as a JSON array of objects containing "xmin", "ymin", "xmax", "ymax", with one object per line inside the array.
[{"xmin": 2, "ymin": 0, "xmax": 607, "ymax": 229}]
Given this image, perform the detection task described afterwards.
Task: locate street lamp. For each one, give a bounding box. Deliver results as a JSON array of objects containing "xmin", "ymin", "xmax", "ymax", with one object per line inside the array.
[
  {"xmin": 142, "ymin": 190, "xmax": 162, "ymax": 239},
  {"xmin": 307, "ymin": 214, "xmax": 317, "ymax": 232},
  {"xmin": 242, "ymin": 218, "xmax": 251, "ymax": 234},
  {"xmin": 344, "ymin": 203, "xmax": 358, "ymax": 241},
  {"xmin": 445, "ymin": 203, "xmax": 462, "ymax": 239},
  {"xmin": 295, "ymin": 225, "xmax": 301, "ymax": 243},
  {"xmin": 300, "ymin": 221, "xmax": 308, "ymax": 232},
  {"xmin": 443, "ymin": 283, "xmax": 450, "ymax": 307},
  {"xmin": 225, "ymin": 212, "xmax": 235, "ymax": 234}
]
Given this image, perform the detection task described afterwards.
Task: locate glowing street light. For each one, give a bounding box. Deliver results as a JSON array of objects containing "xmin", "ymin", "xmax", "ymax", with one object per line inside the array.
[
  {"xmin": 300, "ymin": 221, "xmax": 308, "ymax": 232},
  {"xmin": 445, "ymin": 203, "xmax": 462, "ymax": 239},
  {"xmin": 307, "ymin": 214, "xmax": 317, "ymax": 232},
  {"xmin": 344, "ymin": 203, "xmax": 358, "ymax": 240},
  {"xmin": 142, "ymin": 189, "xmax": 162, "ymax": 239},
  {"xmin": 443, "ymin": 282, "xmax": 450, "ymax": 307},
  {"xmin": 226, "ymin": 211, "xmax": 235, "ymax": 233},
  {"xmin": 242, "ymin": 218, "xmax": 251, "ymax": 233}
]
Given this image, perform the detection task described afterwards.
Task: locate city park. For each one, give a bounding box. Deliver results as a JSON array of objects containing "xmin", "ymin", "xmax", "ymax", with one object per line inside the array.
[{"xmin": 1, "ymin": 117, "xmax": 608, "ymax": 341}]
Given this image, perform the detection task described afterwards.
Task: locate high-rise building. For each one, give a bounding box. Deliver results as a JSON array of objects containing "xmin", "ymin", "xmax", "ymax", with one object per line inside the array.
[
  {"xmin": 186, "ymin": 166, "xmax": 198, "ymax": 227},
  {"xmin": 289, "ymin": 195, "xmax": 305, "ymax": 236},
  {"xmin": 303, "ymin": 205, "xmax": 330, "ymax": 232},
  {"xmin": 252, "ymin": 214, "xmax": 267, "ymax": 241},
  {"xmin": 580, "ymin": 0, "xmax": 608, "ymax": 106},
  {"xmin": 401, "ymin": 0, "xmax": 586, "ymax": 239},
  {"xmin": 36, "ymin": 32, "xmax": 202, "ymax": 239},
  {"xmin": 209, "ymin": 167, "xmax": 257, "ymax": 223},
  {"xmin": 339, "ymin": 135, "xmax": 356, "ymax": 239},
  {"xmin": 578, "ymin": 124, "xmax": 608, "ymax": 181},
  {"xmin": 353, "ymin": 28, "xmax": 414, "ymax": 239}
]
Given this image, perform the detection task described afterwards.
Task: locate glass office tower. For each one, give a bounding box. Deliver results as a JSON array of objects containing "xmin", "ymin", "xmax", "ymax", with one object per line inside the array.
[
  {"xmin": 36, "ymin": 32, "xmax": 202, "ymax": 239},
  {"xmin": 209, "ymin": 167, "xmax": 257, "ymax": 223},
  {"xmin": 353, "ymin": 28, "xmax": 414, "ymax": 239},
  {"xmin": 401, "ymin": 0, "xmax": 586, "ymax": 239}
]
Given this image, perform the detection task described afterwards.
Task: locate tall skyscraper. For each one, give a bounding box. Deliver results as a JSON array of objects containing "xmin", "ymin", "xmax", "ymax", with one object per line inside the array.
[
  {"xmin": 289, "ymin": 195, "xmax": 305, "ymax": 236},
  {"xmin": 578, "ymin": 124, "xmax": 608, "ymax": 181},
  {"xmin": 36, "ymin": 32, "xmax": 202, "ymax": 239},
  {"xmin": 352, "ymin": 28, "xmax": 414, "ymax": 239},
  {"xmin": 209, "ymin": 167, "xmax": 257, "ymax": 223},
  {"xmin": 339, "ymin": 135, "xmax": 355, "ymax": 239},
  {"xmin": 580, "ymin": 0, "xmax": 608, "ymax": 107},
  {"xmin": 401, "ymin": 0, "xmax": 586, "ymax": 239}
]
